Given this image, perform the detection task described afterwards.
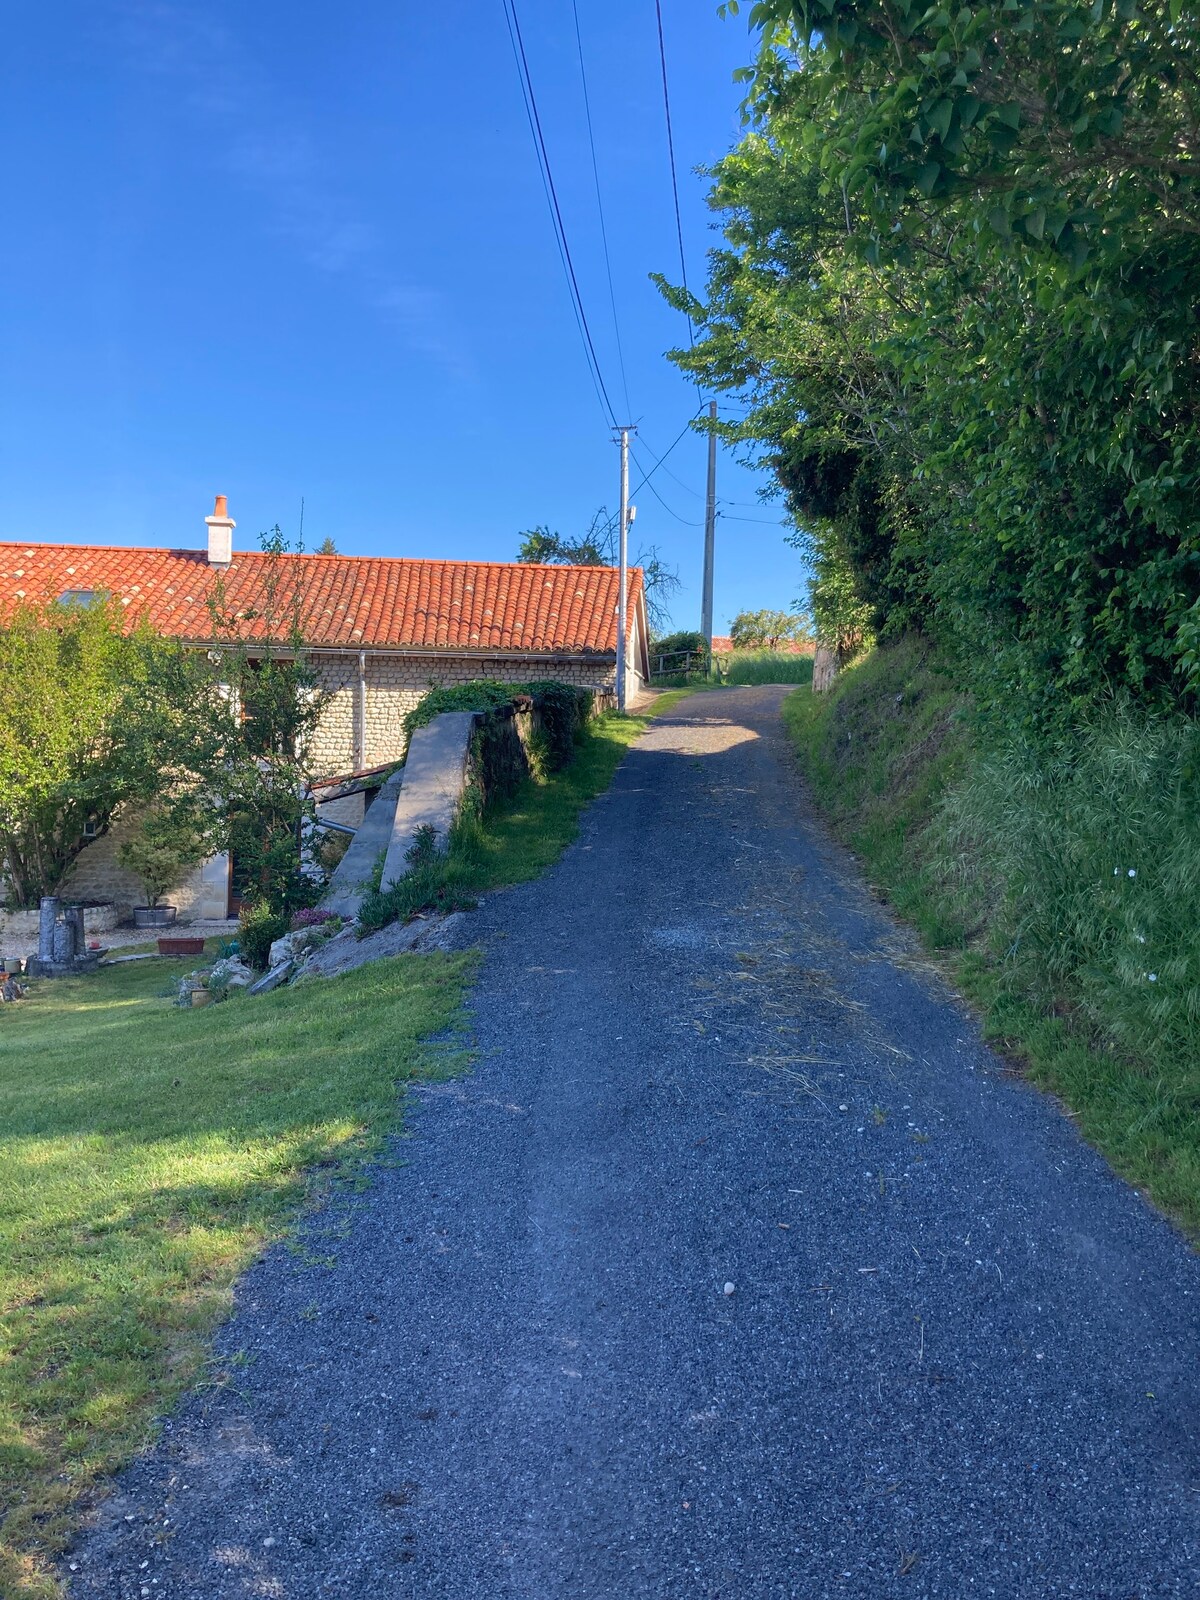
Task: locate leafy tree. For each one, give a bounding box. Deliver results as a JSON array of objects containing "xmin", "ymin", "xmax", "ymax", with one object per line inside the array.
[
  {"xmin": 517, "ymin": 508, "xmax": 681, "ymax": 634},
  {"xmin": 729, "ymin": 609, "xmax": 812, "ymax": 649},
  {"xmin": 0, "ymin": 600, "xmax": 237, "ymax": 907},
  {"xmin": 117, "ymin": 805, "xmax": 211, "ymax": 910},
  {"xmin": 315, "ymin": 536, "xmax": 338, "ymax": 555},
  {"xmin": 206, "ymin": 526, "xmax": 328, "ymax": 916},
  {"xmin": 660, "ymin": 2, "xmax": 1200, "ymax": 725}
]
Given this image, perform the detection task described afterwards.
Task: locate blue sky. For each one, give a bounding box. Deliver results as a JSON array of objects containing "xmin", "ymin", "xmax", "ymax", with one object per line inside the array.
[{"xmin": 1, "ymin": 1, "xmax": 803, "ymax": 634}]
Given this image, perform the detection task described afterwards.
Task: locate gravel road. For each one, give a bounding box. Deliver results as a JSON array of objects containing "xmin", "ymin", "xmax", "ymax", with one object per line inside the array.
[{"xmin": 69, "ymin": 687, "xmax": 1198, "ymax": 1599}]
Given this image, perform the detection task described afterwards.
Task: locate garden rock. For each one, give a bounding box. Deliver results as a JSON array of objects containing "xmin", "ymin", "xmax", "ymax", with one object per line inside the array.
[
  {"xmin": 248, "ymin": 961, "xmax": 294, "ymax": 995},
  {"xmin": 208, "ymin": 957, "xmax": 254, "ymax": 990},
  {"xmin": 266, "ymin": 930, "xmax": 310, "ymax": 969}
]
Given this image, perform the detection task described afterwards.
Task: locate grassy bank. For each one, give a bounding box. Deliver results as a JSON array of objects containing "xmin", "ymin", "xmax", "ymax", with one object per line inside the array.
[
  {"xmin": 784, "ymin": 640, "xmax": 1200, "ymax": 1238},
  {"xmin": 1, "ymin": 690, "xmax": 687, "ymax": 1595}
]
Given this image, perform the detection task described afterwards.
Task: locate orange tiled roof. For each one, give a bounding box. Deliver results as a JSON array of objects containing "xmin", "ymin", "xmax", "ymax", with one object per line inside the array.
[{"xmin": 0, "ymin": 544, "xmax": 644, "ymax": 656}]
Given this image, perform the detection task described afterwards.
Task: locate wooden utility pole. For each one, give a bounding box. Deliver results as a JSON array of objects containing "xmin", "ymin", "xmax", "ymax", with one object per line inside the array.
[
  {"xmin": 701, "ymin": 400, "xmax": 717, "ymax": 656},
  {"xmin": 615, "ymin": 425, "xmax": 635, "ymax": 710}
]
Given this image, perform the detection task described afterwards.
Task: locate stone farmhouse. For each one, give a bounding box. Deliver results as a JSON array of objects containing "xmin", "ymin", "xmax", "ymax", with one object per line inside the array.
[{"xmin": 0, "ymin": 496, "xmax": 649, "ymax": 921}]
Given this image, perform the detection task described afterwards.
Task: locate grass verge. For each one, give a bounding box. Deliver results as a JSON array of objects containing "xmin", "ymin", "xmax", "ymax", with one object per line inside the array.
[{"xmin": 783, "ymin": 640, "xmax": 1200, "ymax": 1238}]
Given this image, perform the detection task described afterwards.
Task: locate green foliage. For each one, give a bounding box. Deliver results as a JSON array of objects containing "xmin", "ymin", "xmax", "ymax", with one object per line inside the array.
[
  {"xmin": 729, "ymin": 608, "xmax": 811, "ymax": 649},
  {"xmin": 0, "ymin": 600, "xmax": 239, "ymax": 907},
  {"xmin": 722, "ymin": 651, "xmax": 815, "ymax": 687},
  {"xmin": 784, "ymin": 643, "xmax": 1200, "ymax": 1233},
  {"xmin": 404, "ymin": 680, "xmax": 593, "ymax": 772},
  {"xmin": 403, "ymin": 680, "xmax": 521, "ymax": 739},
  {"xmin": 116, "ymin": 806, "xmax": 211, "ymax": 909},
  {"xmin": 237, "ymin": 904, "xmax": 289, "ymax": 971},
  {"xmin": 0, "ymin": 946, "xmax": 469, "ymax": 1595},
  {"xmin": 356, "ymin": 823, "xmax": 476, "ymax": 936},
  {"xmin": 653, "ymin": 630, "xmax": 707, "ymax": 656},
  {"xmin": 662, "ymin": 5, "xmax": 1200, "ymax": 726},
  {"xmin": 208, "ymin": 527, "xmax": 328, "ymax": 915},
  {"xmin": 521, "ymin": 681, "xmax": 594, "ymax": 769},
  {"xmin": 934, "ymin": 709, "xmax": 1200, "ymax": 1067}
]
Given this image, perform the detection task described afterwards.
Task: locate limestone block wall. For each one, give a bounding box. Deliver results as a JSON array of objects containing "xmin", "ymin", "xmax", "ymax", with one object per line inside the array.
[
  {"xmin": 56, "ymin": 811, "xmax": 228, "ymax": 921},
  {"xmin": 304, "ymin": 652, "xmax": 618, "ymax": 779}
]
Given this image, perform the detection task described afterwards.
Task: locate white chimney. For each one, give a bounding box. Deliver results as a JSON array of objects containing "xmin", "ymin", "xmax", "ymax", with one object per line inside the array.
[{"xmin": 205, "ymin": 493, "xmax": 235, "ymax": 566}]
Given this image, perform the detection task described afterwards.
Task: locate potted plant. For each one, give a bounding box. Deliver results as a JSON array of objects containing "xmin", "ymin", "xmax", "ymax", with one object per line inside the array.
[{"xmin": 118, "ymin": 808, "xmax": 209, "ymax": 930}]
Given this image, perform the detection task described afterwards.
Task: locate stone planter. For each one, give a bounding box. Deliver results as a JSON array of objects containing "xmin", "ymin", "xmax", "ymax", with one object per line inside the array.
[
  {"xmin": 157, "ymin": 935, "xmax": 206, "ymax": 957},
  {"xmin": 135, "ymin": 905, "xmax": 178, "ymax": 929},
  {"xmin": 189, "ymin": 987, "xmax": 212, "ymax": 1007}
]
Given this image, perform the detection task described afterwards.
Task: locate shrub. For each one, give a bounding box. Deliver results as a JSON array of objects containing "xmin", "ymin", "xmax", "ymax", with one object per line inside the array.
[
  {"xmin": 289, "ymin": 906, "xmax": 343, "ymax": 933},
  {"xmin": 652, "ymin": 630, "xmax": 707, "ymax": 657},
  {"xmin": 403, "ymin": 680, "xmax": 518, "ymax": 740},
  {"xmin": 355, "ymin": 825, "xmax": 475, "ymax": 937},
  {"xmin": 522, "ymin": 681, "xmax": 594, "ymax": 770},
  {"xmin": 237, "ymin": 904, "xmax": 288, "ymax": 971},
  {"xmin": 403, "ymin": 679, "xmax": 593, "ymax": 772}
]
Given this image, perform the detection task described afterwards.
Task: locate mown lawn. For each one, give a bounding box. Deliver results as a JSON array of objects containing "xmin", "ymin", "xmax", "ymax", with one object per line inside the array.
[{"xmin": 0, "ymin": 949, "xmax": 472, "ymax": 1597}]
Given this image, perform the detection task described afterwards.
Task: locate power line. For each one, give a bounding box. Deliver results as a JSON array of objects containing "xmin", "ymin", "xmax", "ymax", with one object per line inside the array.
[
  {"xmin": 501, "ymin": 0, "xmax": 619, "ymax": 428},
  {"xmin": 571, "ymin": 0, "xmax": 631, "ymax": 419},
  {"xmin": 653, "ymin": 0, "xmax": 694, "ymax": 349},
  {"xmin": 631, "ymin": 443, "xmax": 704, "ymax": 525},
  {"xmin": 630, "ymin": 409, "xmax": 704, "ymax": 499}
]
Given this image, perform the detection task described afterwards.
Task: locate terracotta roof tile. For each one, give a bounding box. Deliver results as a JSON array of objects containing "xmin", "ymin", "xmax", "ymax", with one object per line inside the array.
[{"xmin": 0, "ymin": 545, "xmax": 644, "ymax": 656}]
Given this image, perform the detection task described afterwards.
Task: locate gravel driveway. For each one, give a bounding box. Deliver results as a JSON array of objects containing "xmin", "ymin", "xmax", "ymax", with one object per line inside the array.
[{"xmin": 69, "ymin": 687, "xmax": 1199, "ymax": 1598}]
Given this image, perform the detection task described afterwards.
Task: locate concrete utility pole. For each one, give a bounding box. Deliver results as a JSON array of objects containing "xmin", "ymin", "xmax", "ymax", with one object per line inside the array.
[
  {"xmin": 701, "ymin": 400, "xmax": 718, "ymax": 658},
  {"xmin": 615, "ymin": 425, "xmax": 635, "ymax": 710}
]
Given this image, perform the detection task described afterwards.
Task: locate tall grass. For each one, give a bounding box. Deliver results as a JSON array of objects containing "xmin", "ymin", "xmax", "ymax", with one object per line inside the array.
[
  {"xmin": 933, "ymin": 709, "xmax": 1200, "ymax": 1064},
  {"xmin": 721, "ymin": 650, "xmax": 815, "ymax": 686},
  {"xmin": 784, "ymin": 641, "xmax": 1200, "ymax": 1234}
]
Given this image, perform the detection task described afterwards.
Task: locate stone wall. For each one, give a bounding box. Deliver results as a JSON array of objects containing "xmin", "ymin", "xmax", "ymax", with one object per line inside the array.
[
  {"xmin": 303, "ymin": 652, "xmax": 618, "ymax": 779},
  {"xmin": 58, "ymin": 812, "xmax": 228, "ymax": 922}
]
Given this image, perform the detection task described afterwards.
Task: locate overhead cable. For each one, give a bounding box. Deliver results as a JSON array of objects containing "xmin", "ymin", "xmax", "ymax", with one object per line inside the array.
[
  {"xmin": 630, "ymin": 408, "xmax": 705, "ymax": 499},
  {"xmin": 653, "ymin": 0, "xmax": 695, "ymax": 350},
  {"xmin": 571, "ymin": 0, "xmax": 632, "ymax": 419},
  {"xmin": 501, "ymin": 0, "xmax": 619, "ymax": 427},
  {"xmin": 631, "ymin": 443, "xmax": 704, "ymax": 526}
]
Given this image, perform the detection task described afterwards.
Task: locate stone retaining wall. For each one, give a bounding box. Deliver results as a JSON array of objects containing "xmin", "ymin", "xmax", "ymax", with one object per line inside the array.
[{"xmin": 304, "ymin": 653, "xmax": 617, "ymax": 777}]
